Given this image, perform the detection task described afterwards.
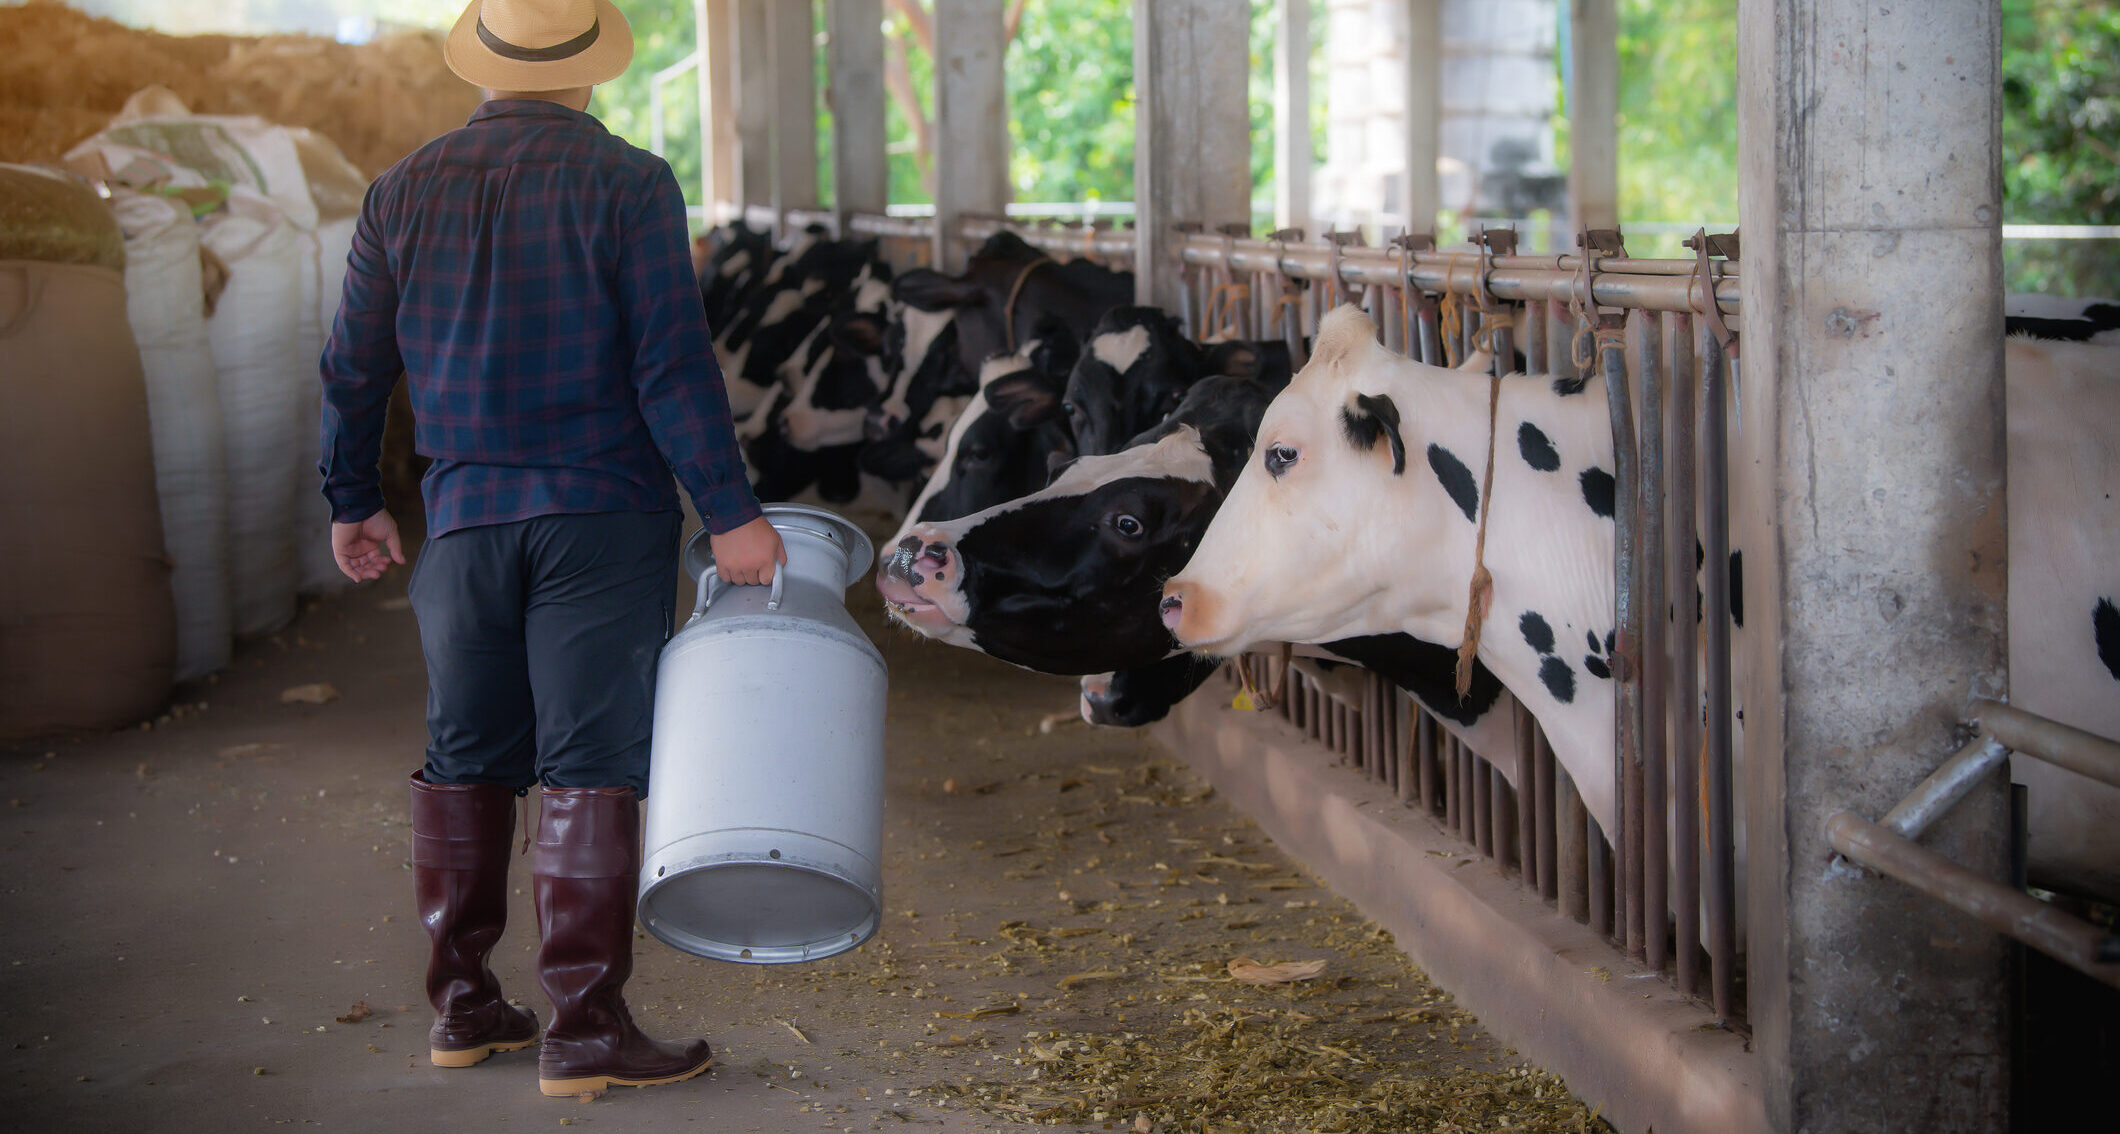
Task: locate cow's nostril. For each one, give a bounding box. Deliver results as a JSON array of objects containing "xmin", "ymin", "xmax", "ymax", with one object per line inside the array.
[{"xmin": 919, "ymin": 542, "xmax": 950, "ymax": 567}]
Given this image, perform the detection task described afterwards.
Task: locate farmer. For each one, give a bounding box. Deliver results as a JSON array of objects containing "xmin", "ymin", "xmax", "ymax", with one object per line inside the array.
[{"xmin": 317, "ymin": 0, "xmax": 781, "ymax": 1097}]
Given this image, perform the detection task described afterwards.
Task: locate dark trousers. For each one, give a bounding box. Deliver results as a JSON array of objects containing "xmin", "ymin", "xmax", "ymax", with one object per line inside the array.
[{"xmin": 410, "ymin": 511, "xmax": 680, "ymax": 798}]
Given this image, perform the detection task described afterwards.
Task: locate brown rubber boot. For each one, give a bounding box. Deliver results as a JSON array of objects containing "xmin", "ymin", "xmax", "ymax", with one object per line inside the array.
[
  {"xmin": 410, "ymin": 772, "xmax": 541, "ymax": 1067},
  {"xmin": 532, "ymin": 786, "xmax": 712, "ymax": 1097}
]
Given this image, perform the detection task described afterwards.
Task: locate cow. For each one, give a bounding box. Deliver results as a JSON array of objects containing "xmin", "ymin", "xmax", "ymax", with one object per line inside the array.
[
  {"xmin": 713, "ymin": 229, "xmax": 879, "ymax": 416},
  {"xmin": 891, "ymin": 231, "xmax": 1134, "ymax": 391},
  {"xmin": 879, "ymin": 326, "xmax": 1080, "ymax": 554},
  {"xmin": 1066, "ymin": 306, "xmax": 1294, "ymax": 456},
  {"xmin": 2005, "ymin": 293, "xmax": 2120, "ymax": 345},
  {"xmin": 698, "ymin": 219, "xmax": 775, "ymax": 334},
  {"xmin": 1160, "ymin": 304, "xmax": 1625, "ymax": 834}
]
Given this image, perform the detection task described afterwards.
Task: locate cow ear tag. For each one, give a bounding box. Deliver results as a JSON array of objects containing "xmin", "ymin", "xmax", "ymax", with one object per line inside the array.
[{"xmin": 1232, "ymin": 690, "xmax": 1258, "ymax": 712}]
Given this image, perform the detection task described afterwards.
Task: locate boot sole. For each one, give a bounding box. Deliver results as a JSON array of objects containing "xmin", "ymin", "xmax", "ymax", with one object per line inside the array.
[
  {"xmin": 431, "ymin": 1036, "xmax": 539, "ymax": 1068},
  {"xmin": 539, "ymin": 1056, "xmax": 714, "ymax": 1097}
]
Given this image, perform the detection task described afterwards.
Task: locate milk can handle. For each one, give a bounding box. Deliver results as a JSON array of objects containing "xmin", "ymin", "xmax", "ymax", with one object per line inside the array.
[{"xmin": 693, "ymin": 565, "xmax": 786, "ymax": 618}]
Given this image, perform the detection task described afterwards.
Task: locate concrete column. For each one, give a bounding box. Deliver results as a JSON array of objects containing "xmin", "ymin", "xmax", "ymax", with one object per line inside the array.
[
  {"xmin": 930, "ymin": 0, "xmax": 1009, "ymax": 271},
  {"xmin": 1565, "ymin": 0, "xmax": 1617, "ymax": 230},
  {"xmin": 733, "ymin": 0, "xmax": 771, "ymax": 212},
  {"xmin": 827, "ymin": 0, "xmax": 888, "ymax": 220},
  {"xmin": 769, "ymin": 0, "xmax": 819, "ymax": 212},
  {"xmin": 1402, "ymin": 0, "xmax": 1441, "ymax": 233},
  {"xmin": 696, "ymin": 0, "xmax": 738, "ymax": 219},
  {"xmin": 1735, "ymin": 2, "xmax": 2007, "ymax": 1131},
  {"xmin": 1274, "ymin": 0, "xmax": 1313, "ymax": 233},
  {"xmin": 1133, "ymin": 0, "xmax": 1253, "ymax": 313}
]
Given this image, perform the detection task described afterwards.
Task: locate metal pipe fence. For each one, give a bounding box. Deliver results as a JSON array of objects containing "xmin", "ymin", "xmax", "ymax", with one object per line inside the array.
[{"xmin": 1173, "ymin": 224, "xmax": 1750, "ymax": 1026}]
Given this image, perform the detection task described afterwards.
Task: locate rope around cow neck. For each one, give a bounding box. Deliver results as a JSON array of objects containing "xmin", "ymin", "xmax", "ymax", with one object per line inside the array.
[{"xmin": 1003, "ymin": 255, "xmax": 1053, "ymax": 354}]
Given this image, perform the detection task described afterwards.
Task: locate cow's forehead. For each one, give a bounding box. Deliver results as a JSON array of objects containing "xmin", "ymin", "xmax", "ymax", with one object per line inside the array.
[
  {"xmin": 900, "ymin": 306, "xmax": 955, "ymax": 370},
  {"xmin": 1045, "ymin": 426, "xmax": 1214, "ymax": 497},
  {"xmin": 1090, "ymin": 324, "xmax": 1154, "ymax": 373},
  {"xmin": 853, "ymin": 274, "xmax": 893, "ymax": 314}
]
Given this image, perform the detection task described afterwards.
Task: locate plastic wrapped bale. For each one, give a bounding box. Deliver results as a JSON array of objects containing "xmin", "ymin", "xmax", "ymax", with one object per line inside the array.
[
  {"xmin": 115, "ymin": 189, "xmax": 231, "ymax": 682},
  {"xmin": 200, "ymin": 190, "xmax": 303, "ymax": 637},
  {"xmin": 0, "ymin": 170, "xmax": 176, "ymax": 740}
]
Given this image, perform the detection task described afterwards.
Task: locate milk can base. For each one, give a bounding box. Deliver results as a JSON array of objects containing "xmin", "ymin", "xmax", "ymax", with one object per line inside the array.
[{"xmin": 639, "ymin": 860, "xmax": 880, "ymax": 964}]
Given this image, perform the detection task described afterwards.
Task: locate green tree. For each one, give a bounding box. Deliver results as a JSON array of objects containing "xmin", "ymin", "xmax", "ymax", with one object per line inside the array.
[
  {"xmin": 2001, "ymin": 0, "xmax": 2120, "ymax": 295},
  {"xmin": 591, "ymin": 0, "xmax": 704, "ymax": 211}
]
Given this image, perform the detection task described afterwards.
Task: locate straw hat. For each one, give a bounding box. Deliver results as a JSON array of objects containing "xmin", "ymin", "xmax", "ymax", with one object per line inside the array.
[{"xmin": 444, "ymin": 0, "xmax": 634, "ymax": 92}]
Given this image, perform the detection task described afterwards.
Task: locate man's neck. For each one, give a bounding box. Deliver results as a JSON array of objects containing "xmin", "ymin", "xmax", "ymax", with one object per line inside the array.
[{"xmin": 484, "ymin": 87, "xmax": 594, "ymax": 113}]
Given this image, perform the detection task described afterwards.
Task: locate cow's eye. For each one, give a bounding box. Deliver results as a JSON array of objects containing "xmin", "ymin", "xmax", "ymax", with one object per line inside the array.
[
  {"xmin": 1110, "ymin": 513, "xmax": 1144, "ymax": 538},
  {"xmin": 1063, "ymin": 401, "xmax": 1081, "ymax": 419},
  {"xmin": 1264, "ymin": 443, "xmax": 1299, "ymax": 476}
]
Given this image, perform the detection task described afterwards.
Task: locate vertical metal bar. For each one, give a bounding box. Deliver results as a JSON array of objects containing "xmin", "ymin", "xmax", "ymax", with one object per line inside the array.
[
  {"xmin": 1417, "ymin": 293, "xmax": 1442, "ymax": 366},
  {"xmin": 1601, "ymin": 322, "xmax": 1646, "ymax": 960},
  {"xmin": 1700, "ymin": 330, "xmax": 1738, "ymax": 1019},
  {"xmin": 1445, "ymin": 732, "xmax": 1461, "ymax": 833},
  {"xmin": 1517, "ymin": 707, "xmax": 1538, "ymax": 888},
  {"xmin": 1559, "ymin": 765, "xmax": 1589, "ymax": 921},
  {"xmin": 1472, "ymin": 752, "xmax": 1492, "ymax": 855},
  {"xmin": 1491, "ymin": 767, "xmax": 1514, "ymax": 872},
  {"xmin": 1669, "ymin": 312, "xmax": 1701, "ymax": 996},
  {"xmin": 1588, "ymin": 816, "xmax": 1613, "ymax": 938},
  {"xmin": 1524, "ymin": 295, "xmax": 1549, "ymax": 374},
  {"xmin": 1420, "ymin": 712, "xmax": 1440, "ymax": 816},
  {"xmin": 1396, "ymin": 695, "xmax": 1415, "ymax": 803},
  {"xmin": 1536, "ymin": 728, "xmax": 1558, "ymax": 902},
  {"xmin": 1548, "ymin": 297, "xmax": 1581, "ymax": 388},
  {"xmin": 1639, "ymin": 311, "xmax": 1670, "ymax": 971}
]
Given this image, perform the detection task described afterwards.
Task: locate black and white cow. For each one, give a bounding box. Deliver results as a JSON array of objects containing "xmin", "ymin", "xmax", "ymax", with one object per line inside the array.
[
  {"xmin": 699, "ymin": 219, "xmax": 775, "ymax": 334},
  {"xmin": 891, "ymin": 231, "xmax": 1134, "ymax": 391},
  {"xmin": 713, "ymin": 229, "xmax": 879, "ymax": 416},
  {"xmin": 2005, "ymin": 293, "xmax": 2120, "ymax": 345},
  {"xmin": 1065, "ymin": 306, "xmax": 1294, "ymax": 456},
  {"xmin": 1162, "ymin": 305, "xmax": 1625, "ymax": 833}
]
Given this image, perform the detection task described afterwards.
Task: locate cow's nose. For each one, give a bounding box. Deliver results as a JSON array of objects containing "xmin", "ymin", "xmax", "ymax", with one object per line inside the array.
[{"xmin": 1158, "ymin": 590, "xmax": 1185, "ymax": 632}]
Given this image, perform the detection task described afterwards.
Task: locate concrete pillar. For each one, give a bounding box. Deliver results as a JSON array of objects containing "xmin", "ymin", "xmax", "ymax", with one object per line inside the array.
[
  {"xmin": 1133, "ymin": 0, "xmax": 1253, "ymax": 313},
  {"xmin": 1274, "ymin": 0, "xmax": 1313, "ymax": 233},
  {"xmin": 1402, "ymin": 0, "xmax": 1441, "ymax": 233},
  {"xmin": 769, "ymin": 0, "xmax": 819, "ymax": 212},
  {"xmin": 930, "ymin": 0, "xmax": 1009, "ymax": 271},
  {"xmin": 1735, "ymin": 2, "xmax": 2008, "ymax": 1131},
  {"xmin": 1565, "ymin": 0, "xmax": 1617, "ymax": 230},
  {"xmin": 827, "ymin": 0, "xmax": 888, "ymax": 220},
  {"xmin": 695, "ymin": 0, "xmax": 738, "ymax": 220},
  {"xmin": 733, "ymin": 0, "xmax": 771, "ymax": 212}
]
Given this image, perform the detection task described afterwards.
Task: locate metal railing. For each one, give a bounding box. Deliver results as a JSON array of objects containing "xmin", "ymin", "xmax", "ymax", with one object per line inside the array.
[{"xmin": 1174, "ymin": 223, "xmax": 1750, "ymax": 1024}]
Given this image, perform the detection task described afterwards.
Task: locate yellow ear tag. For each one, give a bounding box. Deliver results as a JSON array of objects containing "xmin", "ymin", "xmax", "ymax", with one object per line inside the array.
[{"xmin": 1232, "ymin": 690, "xmax": 1257, "ymax": 712}]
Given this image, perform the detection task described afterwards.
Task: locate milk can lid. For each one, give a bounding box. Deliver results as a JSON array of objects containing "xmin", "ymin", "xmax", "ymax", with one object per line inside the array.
[{"xmin": 681, "ymin": 503, "xmax": 876, "ymax": 591}]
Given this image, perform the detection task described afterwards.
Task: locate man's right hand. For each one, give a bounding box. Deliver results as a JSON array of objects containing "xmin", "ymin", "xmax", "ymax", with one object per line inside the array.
[
  {"xmin": 332, "ymin": 509, "xmax": 404, "ymax": 582},
  {"xmin": 710, "ymin": 515, "xmax": 786, "ymax": 587}
]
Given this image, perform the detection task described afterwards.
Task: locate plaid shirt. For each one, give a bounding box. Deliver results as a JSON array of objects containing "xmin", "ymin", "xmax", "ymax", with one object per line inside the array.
[{"xmin": 319, "ymin": 100, "xmax": 760, "ymax": 538}]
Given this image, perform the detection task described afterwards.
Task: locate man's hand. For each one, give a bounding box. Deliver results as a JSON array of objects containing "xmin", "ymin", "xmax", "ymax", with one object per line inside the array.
[
  {"xmin": 710, "ymin": 515, "xmax": 785, "ymax": 587},
  {"xmin": 332, "ymin": 510, "xmax": 405, "ymax": 582}
]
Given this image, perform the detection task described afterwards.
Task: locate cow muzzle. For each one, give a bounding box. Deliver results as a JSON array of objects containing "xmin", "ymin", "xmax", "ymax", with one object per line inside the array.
[
  {"xmin": 877, "ymin": 531, "xmax": 966, "ymax": 634},
  {"xmin": 1158, "ymin": 581, "xmax": 1227, "ymax": 652}
]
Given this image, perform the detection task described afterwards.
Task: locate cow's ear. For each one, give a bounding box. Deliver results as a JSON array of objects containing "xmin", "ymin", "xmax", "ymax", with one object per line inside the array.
[
  {"xmin": 1203, "ymin": 340, "xmax": 1263, "ymax": 380},
  {"xmin": 892, "ymin": 268, "xmax": 986, "ymax": 311},
  {"xmin": 1026, "ymin": 319, "xmax": 1080, "ymax": 376},
  {"xmin": 836, "ymin": 312, "xmax": 889, "ymax": 356},
  {"xmin": 985, "ymin": 370, "xmax": 1067, "ymax": 430},
  {"xmin": 1341, "ymin": 392, "xmax": 1406, "ymax": 475}
]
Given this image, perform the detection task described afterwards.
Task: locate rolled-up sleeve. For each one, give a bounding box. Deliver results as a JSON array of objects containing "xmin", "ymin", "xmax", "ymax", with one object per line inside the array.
[
  {"xmin": 317, "ymin": 183, "xmax": 403, "ymax": 524},
  {"xmin": 616, "ymin": 162, "xmax": 762, "ymax": 535}
]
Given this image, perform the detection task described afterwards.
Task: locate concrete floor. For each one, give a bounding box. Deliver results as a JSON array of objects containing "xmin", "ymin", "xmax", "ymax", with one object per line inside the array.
[{"xmin": 0, "ymin": 541, "xmax": 1581, "ymax": 1133}]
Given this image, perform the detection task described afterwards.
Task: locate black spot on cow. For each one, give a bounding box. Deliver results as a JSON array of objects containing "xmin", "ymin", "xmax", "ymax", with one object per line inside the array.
[
  {"xmin": 1517, "ymin": 422, "xmax": 1560, "ymax": 472},
  {"xmin": 2096, "ymin": 598, "xmax": 2120, "ymax": 681},
  {"xmin": 1341, "ymin": 393, "xmax": 1406, "ymax": 475},
  {"xmin": 1540, "ymin": 656, "xmax": 1577, "ymax": 704},
  {"xmin": 1427, "ymin": 444, "xmax": 1479, "ymax": 523},
  {"xmin": 1519, "ymin": 611, "xmax": 1555, "ymax": 655},
  {"xmin": 1553, "ymin": 374, "xmax": 1591, "ymax": 397},
  {"xmin": 1580, "ymin": 467, "xmax": 1616, "ymax": 518},
  {"xmin": 1580, "ymin": 629, "xmax": 1614, "ymax": 681}
]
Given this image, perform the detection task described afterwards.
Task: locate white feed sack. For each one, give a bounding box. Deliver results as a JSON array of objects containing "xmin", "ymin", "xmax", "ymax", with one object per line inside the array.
[
  {"xmin": 201, "ymin": 190, "xmax": 304, "ymax": 637},
  {"xmin": 113, "ymin": 191, "xmax": 232, "ymax": 683}
]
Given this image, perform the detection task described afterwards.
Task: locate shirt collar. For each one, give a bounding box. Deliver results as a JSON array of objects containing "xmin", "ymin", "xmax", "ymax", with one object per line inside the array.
[{"xmin": 466, "ymin": 99, "xmax": 608, "ymax": 132}]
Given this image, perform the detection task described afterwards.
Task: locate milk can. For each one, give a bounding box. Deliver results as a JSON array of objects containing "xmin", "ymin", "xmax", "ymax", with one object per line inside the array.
[{"xmin": 638, "ymin": 504, "xmax": 886, "ymax": 964}]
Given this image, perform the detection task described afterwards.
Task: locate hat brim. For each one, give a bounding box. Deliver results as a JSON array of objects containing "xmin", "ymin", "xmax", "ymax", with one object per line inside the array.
[{"xmin": 444, "ymin": 0, "xmax": 634, "ymax": 92}]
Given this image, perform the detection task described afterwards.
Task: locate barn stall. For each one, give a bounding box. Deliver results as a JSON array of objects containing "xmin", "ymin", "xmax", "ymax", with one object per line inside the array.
[{"xmin": 1, "ymin": 0, "xmax": 2115, "ymax": 1131}]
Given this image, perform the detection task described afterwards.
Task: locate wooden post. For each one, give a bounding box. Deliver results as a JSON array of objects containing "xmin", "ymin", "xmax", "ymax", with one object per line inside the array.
[
  {"xmin": 1133, "ymin": 0, "xmax": 1253, "ymax": 314},
  {"xmin": 930, "ymin": 0, "xmax": 1008, "ymax": 271},
  {"xmin": 1402, "ymin": 0, "xmax": 1441, "ymax": 233},
  {"xmin": 1737, "ymin": 0, "xmax": 2008, "ymax": 1128},
  {"xmin": 1565, "ymin": 0, "xmax": 1618, "ymax": 230},
  {"xmin": 692, "ymin": 0, "xmax": 737, "ymax": 219},
  {"xmin": 733, "ymin": 0, "xmax": 771, "ymax": 215},
  {"xmin": 826, "ymin": 0, "xmax": 888, "ymax": 221},
  {"xmin": 769, "ymin": 0, "xmax": 819, "ymax": 212},
  {"xmin": 1274, "ymin": 0, "xmax": 1312, "ymax": 233}
]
